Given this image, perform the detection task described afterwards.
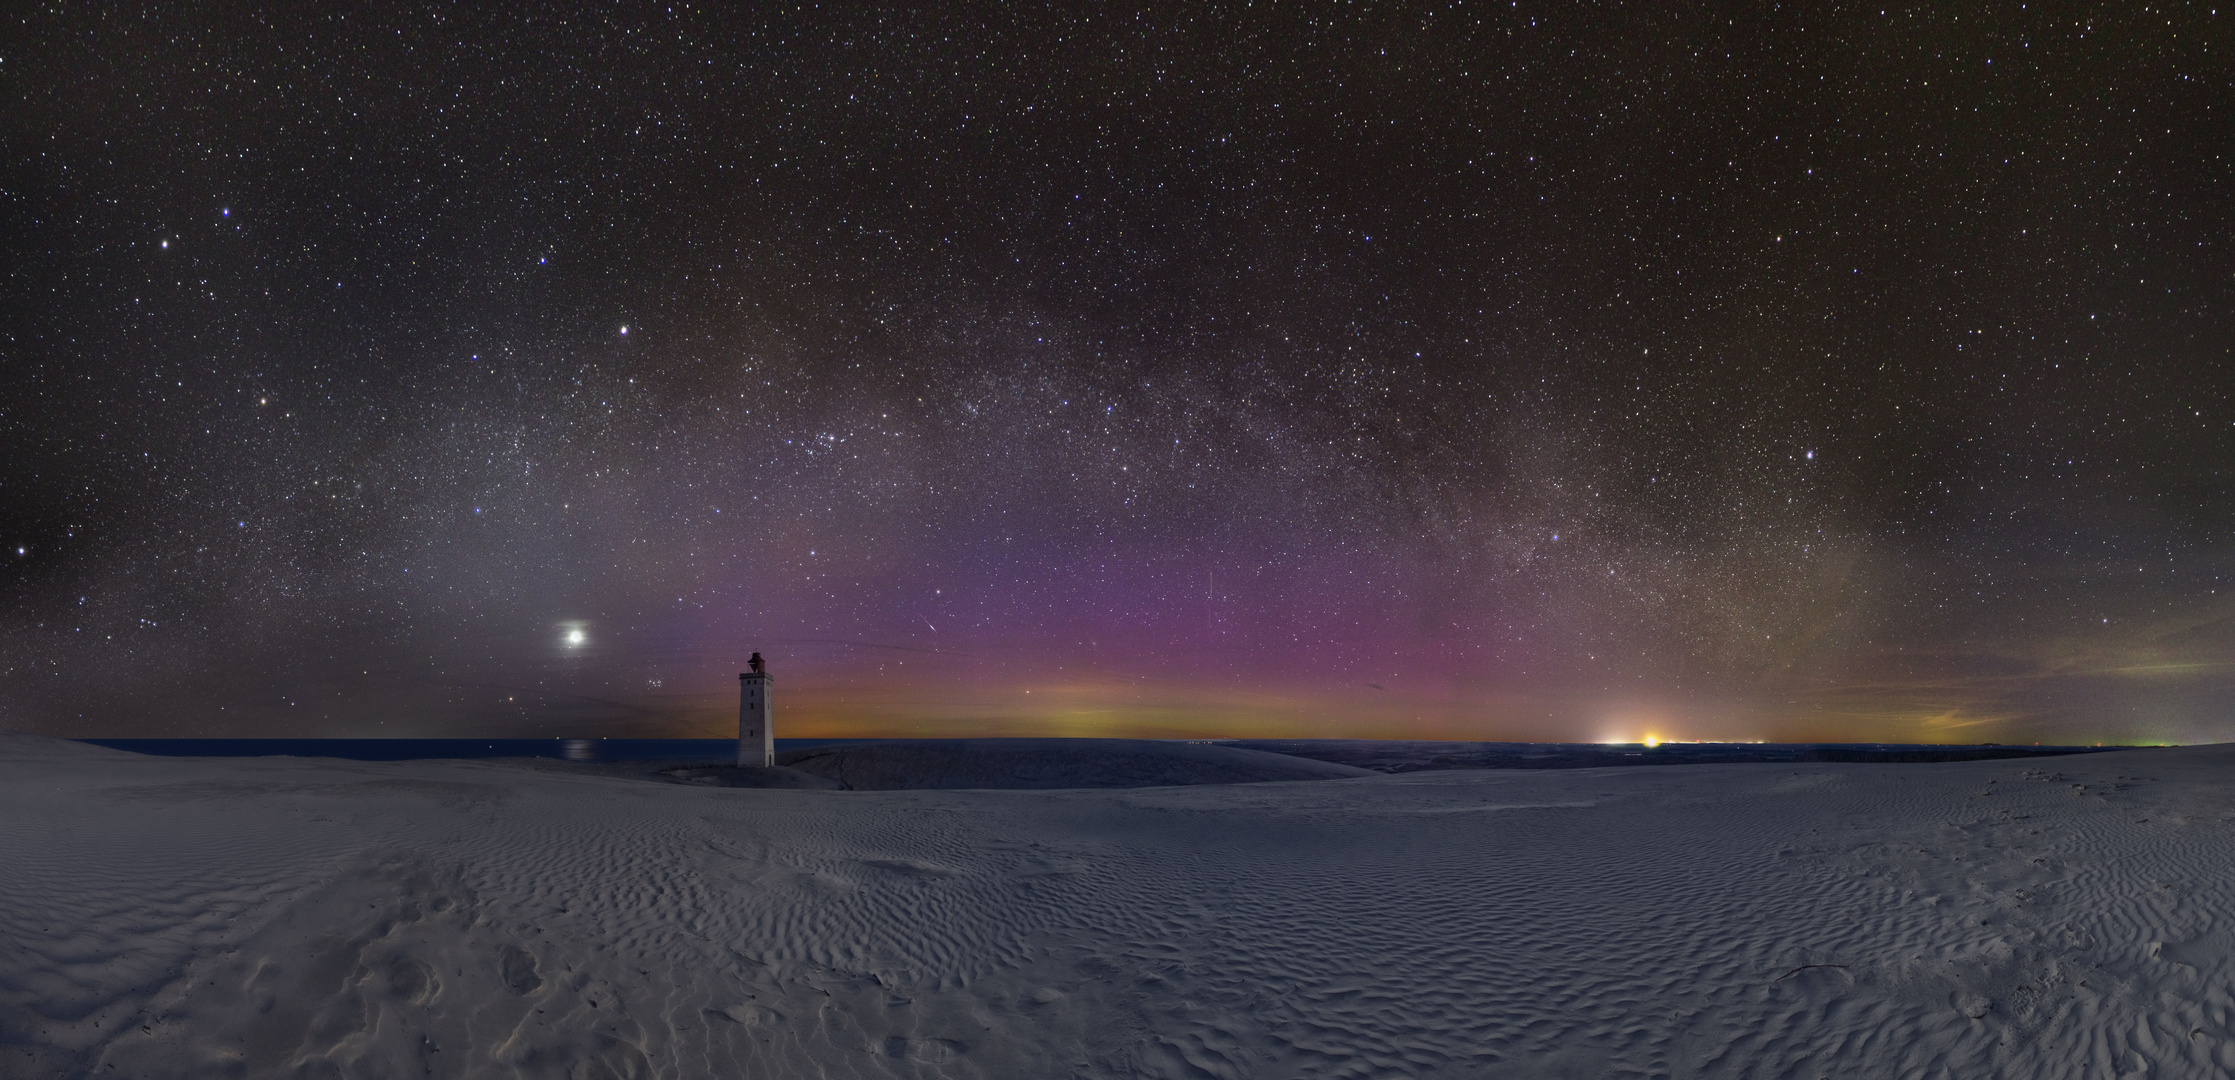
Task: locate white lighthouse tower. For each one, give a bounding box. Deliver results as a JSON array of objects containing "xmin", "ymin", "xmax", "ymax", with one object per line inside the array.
[{"xmin": 739, "ymin": 653, "xmax": 773, "ymax": 767}]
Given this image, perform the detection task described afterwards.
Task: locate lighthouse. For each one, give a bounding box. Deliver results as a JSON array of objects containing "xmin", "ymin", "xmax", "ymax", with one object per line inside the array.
[{"xmin": 739, "ymin": 652, "xmax": 773, "ymax": 767}]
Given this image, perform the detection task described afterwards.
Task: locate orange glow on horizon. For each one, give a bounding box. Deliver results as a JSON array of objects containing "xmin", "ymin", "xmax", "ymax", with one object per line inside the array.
[{"xmin": 564, "ymin": 653, "xmax": 2141, "ymax": 745}]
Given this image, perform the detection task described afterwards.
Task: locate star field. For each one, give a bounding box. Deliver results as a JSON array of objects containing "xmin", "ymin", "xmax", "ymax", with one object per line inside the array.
[{"xmin": 3, "ymin": 3, "xmax": 2230, "ymax": 742}]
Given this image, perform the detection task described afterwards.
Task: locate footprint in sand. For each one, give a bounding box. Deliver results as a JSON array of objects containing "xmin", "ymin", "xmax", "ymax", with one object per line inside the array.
[
  {"xmin": 498, "ymin": 944, "xmax": 542, "ymax": 995},
  {"xmin": 386, "ymin": 956, "xmax": 441, "ymax": 1005},
  {"xmin": 883, "ymin": 1036, "xmax": 964, "ymax": 1062}
]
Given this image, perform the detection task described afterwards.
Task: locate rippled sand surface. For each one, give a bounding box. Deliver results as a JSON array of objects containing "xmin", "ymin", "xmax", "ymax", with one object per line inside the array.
[{"xmin": 4, "ymin": 733, "xmax": 2232, "ymax": 1078}]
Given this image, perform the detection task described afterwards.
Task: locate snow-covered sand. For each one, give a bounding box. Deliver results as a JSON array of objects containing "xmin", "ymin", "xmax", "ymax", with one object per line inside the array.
[{"xmin": 4, "ymin": 733, "xmax": 2232, "ymax": 1078}]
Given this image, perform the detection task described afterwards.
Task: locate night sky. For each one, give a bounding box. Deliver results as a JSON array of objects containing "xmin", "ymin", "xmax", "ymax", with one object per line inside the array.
[{"xmin": 4, "ymin": 4, "xmax": 2229, "ymax": 744}]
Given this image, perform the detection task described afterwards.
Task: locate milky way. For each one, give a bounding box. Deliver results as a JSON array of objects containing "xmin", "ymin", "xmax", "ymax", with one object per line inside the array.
[{"xmin": 3, "ymin": 5, "xmax": 2229, "ymax": 742}]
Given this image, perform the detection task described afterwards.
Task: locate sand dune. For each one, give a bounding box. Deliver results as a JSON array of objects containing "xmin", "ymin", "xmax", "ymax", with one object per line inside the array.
[{"xmin": 4, "ymin": 733, "xmax": 2232, "ymax": 1078}]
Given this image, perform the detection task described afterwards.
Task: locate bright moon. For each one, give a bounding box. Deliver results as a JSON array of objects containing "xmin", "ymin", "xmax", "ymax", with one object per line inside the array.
[{"xmin": 566, "ymin": 629, "xmax": 585, "ymax": 646}]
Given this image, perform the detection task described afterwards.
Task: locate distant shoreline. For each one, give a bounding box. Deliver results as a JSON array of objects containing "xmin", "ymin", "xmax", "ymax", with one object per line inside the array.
[{"xmin": 71, "ymin": 736, "xmax": 2129, "ymax": 771}]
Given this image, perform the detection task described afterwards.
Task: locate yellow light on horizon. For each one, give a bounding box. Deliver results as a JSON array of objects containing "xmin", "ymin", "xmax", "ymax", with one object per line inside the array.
[{"xmin": 1643, "ymin": 734, "xmax": 1662, "ymax": 749}]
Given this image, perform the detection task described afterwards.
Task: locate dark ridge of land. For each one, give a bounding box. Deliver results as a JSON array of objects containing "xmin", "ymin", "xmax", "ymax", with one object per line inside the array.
[
  {"xmin": 1225, "ymin": 740, "xmax": 2127, "ymax": 773},
  {"xmin": 774, "ymin": 738, "xmax": 1375, "ymax": 790},
  {"xmin": 480, "ymin": 740, "xmax": 1376, "ymax": 792},
  {"xmin": 481, "ymin": 756, "xmax": 845, "ymax": 789},
  {"xmin": 66, "ymin": 735, "xmax": 2136, "ymax": 784}
]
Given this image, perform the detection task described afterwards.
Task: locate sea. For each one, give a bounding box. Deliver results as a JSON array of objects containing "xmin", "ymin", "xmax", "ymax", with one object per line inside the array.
[{"xmin": 78, "ymin": 739, "xmax": 860, "ymax": 762}]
